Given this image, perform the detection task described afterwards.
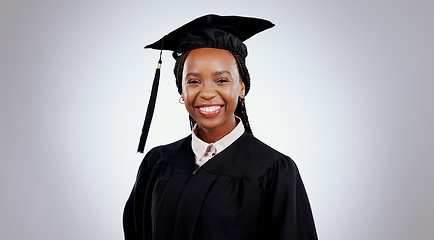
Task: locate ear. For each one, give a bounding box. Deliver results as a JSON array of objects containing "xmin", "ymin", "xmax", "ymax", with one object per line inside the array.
[{"xmin": 239, "ymin": 81, "xmax": 246, "ymax": 98}]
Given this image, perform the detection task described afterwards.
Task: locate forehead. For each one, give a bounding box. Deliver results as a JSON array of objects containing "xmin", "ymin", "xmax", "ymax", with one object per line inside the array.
[{"xmin": 183, "ymin": 48, "xmax": 237, "ymax": 71}]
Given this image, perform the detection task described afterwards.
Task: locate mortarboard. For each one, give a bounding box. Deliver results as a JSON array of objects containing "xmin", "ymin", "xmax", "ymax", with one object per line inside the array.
[{"xmin": 137, "ymin": 14, "xmax": 274, "ymax": 153}]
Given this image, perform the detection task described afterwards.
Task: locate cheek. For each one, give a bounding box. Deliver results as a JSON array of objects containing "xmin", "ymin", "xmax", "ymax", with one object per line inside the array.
[
  {"xmin": 181, "ymin": 82, "xmax": 191, "ymax": 101},
  {"xmin": 222, "ymin": 87, "xmax": 240, "ymax": 109},
  {"xmin": 230, "ymin": 84, "xmax": 242, "ymax": 100},
  {"xmin": 181, "ymin": 81, "xmax": 187, "ymax": 95},
  {"xmin": 183, "ymin": 87, "xmax": 197, "ymax": 106}
]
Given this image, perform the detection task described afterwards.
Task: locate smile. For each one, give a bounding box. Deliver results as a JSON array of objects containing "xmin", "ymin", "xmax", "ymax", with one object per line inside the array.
[
  {"xmin": 196, "ymin": 105, "xmax": 223, "ymax": 115},
  {"xmin": 199, "ymin": 106, "xmax": 222, "ymax": 112}
]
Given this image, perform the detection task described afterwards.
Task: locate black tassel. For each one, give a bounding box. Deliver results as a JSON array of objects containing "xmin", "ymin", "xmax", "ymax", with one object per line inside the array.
[{"xmin": 137, "ymin": 57, "xmax": 162, "ymax": 153}]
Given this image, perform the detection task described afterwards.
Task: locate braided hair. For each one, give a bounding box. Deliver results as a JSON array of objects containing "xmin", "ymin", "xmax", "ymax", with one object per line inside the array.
[{"xmin": 174, "ymin": 50, "xmax": 253, "ymax": 134}]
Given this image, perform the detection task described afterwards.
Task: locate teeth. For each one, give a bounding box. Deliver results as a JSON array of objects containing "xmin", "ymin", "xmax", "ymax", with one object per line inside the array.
[{"xmin": 199, "ymin": 106, "xmax": 222, "ymax": 112}]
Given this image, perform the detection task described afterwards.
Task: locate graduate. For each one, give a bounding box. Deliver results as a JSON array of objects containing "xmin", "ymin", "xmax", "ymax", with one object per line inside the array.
[{"xmin": 123, "ymin": 14, "xmax": 318, "ymax": 240}]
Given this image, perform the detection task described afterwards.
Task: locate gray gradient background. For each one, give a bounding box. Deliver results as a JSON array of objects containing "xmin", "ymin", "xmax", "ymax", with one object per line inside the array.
[{"xmin": 1, "ymin": 0, "xmax": 433, "ymax": 239}]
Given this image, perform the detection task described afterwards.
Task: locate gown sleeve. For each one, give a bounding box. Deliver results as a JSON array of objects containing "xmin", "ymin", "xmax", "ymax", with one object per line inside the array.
[
  {"xmin": 123, "ymin": 150, "xmax": 155, "ymax": 240},
  {"xmin": 261, "ymin": 157, "xmax": 318, "ymax": 240}
]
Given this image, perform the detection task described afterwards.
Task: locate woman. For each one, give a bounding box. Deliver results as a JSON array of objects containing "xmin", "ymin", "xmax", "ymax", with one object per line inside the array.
[{"xmin": 124, "ymin": 14, "xmax": 318, "ymax": 240}]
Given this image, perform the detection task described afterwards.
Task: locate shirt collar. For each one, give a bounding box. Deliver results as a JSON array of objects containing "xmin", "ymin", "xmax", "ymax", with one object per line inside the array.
[{"xmin": 191, "ymin": 116, "xmax": 244, "ymax": 161}]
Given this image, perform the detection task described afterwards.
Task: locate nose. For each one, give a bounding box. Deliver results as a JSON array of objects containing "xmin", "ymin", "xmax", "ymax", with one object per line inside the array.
[{"xmin": 199, "ymin": 82, "xmax": 217, "ymax": 99}]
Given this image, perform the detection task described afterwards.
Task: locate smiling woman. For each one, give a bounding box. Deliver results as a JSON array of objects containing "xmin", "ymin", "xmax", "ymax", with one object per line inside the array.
[
  {"xmin": 181, "ymin": 48, "xmax": 245, "ymax": 143},
  {"xmin": 123, "ymin": 14, "xmax": 318, "ymax": 240}
]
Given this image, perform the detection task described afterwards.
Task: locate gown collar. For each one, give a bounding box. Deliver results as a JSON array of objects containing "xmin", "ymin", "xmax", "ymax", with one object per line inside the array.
[{"xmin": 191, "ymin": 116, "xmax": 244, "ymax": 168}]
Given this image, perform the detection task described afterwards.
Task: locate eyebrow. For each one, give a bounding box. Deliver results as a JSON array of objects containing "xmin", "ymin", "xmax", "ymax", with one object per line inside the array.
[
  {"xmin": 185, "ymin": 70, "xmax": 232, "ymax": 79},
  {"xmin": 185, "ymin": 70, "xmax": 232, "ymax": 81},
  {"xmin": 213, "ymin": 70, "xmax": 232, "ymax": 76},
  {"xmin": 185, "ymin": 72, "xmax": 201, "ymax": 78}
]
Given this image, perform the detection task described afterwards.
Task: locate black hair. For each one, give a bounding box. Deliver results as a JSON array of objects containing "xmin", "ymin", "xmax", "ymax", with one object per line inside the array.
[{"xmin": 174, "ymin": 50, "xmax": 253, "ymax": 134}]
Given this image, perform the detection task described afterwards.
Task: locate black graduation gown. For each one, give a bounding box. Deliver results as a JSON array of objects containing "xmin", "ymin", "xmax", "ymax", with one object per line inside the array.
[{"xmin": 123, "ymin": 132, "xmax": 317, "ymax": 240}]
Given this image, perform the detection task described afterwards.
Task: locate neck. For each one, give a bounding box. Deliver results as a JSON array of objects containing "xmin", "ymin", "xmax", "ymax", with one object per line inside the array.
[{"xmin": 197, "ymin": 118, "xmax": 237, "ymax": 143}]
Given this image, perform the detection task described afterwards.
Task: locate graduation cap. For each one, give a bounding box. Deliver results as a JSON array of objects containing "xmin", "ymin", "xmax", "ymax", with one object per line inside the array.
[{"xmin": 137, "ymin": 14, "xmax": 274, "ymax": 153}]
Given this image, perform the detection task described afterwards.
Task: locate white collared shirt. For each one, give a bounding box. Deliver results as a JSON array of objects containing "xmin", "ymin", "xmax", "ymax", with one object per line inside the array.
[{"xmin": 191, "ymin": 117, "xmax": 244, "ymax": 168}]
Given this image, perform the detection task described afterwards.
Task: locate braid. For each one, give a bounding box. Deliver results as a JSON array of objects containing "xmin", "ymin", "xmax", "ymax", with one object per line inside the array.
[
  {"xmin": 230, "ymin": 51, "xmax": 251, "ymax": 95},
  {"xmin": 230, "ymin": 51, "xmax": 252, "ymax": 134},
  {"xmin": 173, "ymin": 50, "xmax": 253, "ymax": 134},
  {"xmin": 174, "ymin": 50, "xmax": 191, "ymax": 95},
  {"xmin": 235, "ymin": 100, "xmax": 252, "ymax": 134},
  {"xmin": 174, "ymin": 51, "xmax": 198, "ymax": 129}
]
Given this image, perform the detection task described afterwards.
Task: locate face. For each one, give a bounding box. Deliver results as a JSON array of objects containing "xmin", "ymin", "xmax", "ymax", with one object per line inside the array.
[{"xmin": 181, "ymin": 48, "xmax": 245, "ymax": 136}]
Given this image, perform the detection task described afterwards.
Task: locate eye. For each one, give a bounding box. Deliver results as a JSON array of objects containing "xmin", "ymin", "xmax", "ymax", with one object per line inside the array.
[
  {"xmin": 186, "ymin": 79, "xmax": 200, "ymax": 85},
  {"xmin": 216, "ymin": 78, "xmax": 229, "ymax": 83}
]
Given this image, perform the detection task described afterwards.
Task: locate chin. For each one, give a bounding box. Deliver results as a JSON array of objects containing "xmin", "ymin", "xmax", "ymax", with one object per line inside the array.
[
  {"xmin": 196, "ymin": 116, "xmax": 236, "ymax": 132},
  {"xmin": 195, "ymin": 119, "xmax": 222, "ymax": 130}
]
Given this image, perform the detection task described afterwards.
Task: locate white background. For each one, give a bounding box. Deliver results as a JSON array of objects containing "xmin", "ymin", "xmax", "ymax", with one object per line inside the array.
[{"xmin": 1, "ymin": 0, "xmax": 433, "ymax": 239}]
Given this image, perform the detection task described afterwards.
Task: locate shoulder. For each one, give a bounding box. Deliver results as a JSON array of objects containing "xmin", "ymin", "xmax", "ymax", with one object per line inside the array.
[
  {"xmin": 205, "ymin": 132, "xmax": 296, "ymax": 179},
  {"xmin": 142, "ymin": 135, "xmax": 194, "ymax": 169},
  {"xmin": 240, "ymin": 133, "xmax": 287, "ymax": 160},
  {"xmin": 242, "ymin": 133, "xmax": 297, "ymax": 177}
]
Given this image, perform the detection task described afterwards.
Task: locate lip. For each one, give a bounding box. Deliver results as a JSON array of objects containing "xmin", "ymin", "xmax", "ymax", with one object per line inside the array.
[{"xmin": 195, "ymin": 104, "xmax": 224, "ymax": 117}]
